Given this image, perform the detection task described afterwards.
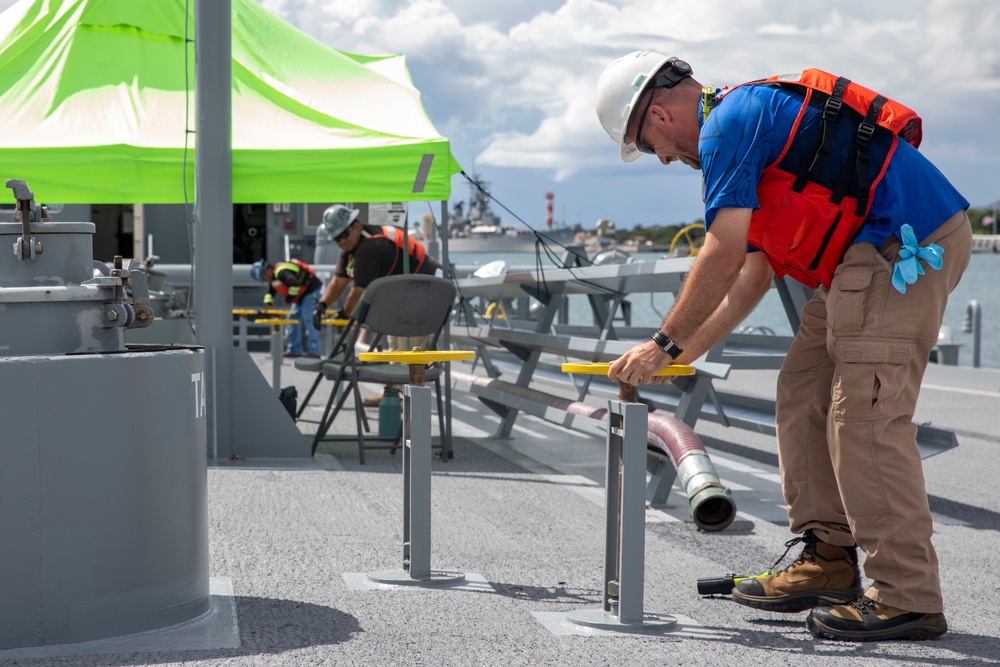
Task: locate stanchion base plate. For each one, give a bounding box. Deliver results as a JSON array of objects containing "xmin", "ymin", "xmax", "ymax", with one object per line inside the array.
[
  {"xmin": 566, "ymin": 608, "xmax": 677, "ymax": 634},
  {"xmin": 366, "ymin": 569, "xmax": 467, "ymax": 586}
]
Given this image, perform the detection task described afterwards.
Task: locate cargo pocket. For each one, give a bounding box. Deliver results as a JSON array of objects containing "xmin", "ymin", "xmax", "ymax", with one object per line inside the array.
[
  {"xmin": 832, "ymin": 340, "xmax": 915, "ymax": 420},
  {"xmin": 828, "ymin": 266, "xmax": 872, "ymax": 336}
]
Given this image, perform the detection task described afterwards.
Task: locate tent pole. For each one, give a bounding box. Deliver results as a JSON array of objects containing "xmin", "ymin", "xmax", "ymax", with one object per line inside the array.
[
  {"xmin": 195, "ymin": 0, "xmax": 234, "ymax": 457},
  {"xmin": 440, "ymin": 200, "xmax": 453, "ymax": 456}
]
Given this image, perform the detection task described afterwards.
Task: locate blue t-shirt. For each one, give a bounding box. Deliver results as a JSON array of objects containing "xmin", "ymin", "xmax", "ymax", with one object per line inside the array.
[{"xmin": 699, "ymin": 83, "xmax": 968, "ymax": 248}]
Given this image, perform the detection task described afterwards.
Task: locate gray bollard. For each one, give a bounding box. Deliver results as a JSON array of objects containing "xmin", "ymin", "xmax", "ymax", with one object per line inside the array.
[
  {"xmin": 566, "ymin": 382, "xmax": 677, "ymax": 633},
  {"xmin": 366, "ymin": 356, "xmax": 467, "ymax": 586}
]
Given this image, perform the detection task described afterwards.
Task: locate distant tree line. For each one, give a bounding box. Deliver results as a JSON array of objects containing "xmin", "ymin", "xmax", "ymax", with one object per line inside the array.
[
  {"xmin": 611, "ymin": 220, "xmax": 706, "ymax": 246},
  {"xmin": 967, "ymin": 206, "xmax": 999, "ymax": 234}
]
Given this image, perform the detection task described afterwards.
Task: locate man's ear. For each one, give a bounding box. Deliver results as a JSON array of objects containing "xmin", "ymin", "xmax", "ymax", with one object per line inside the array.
[{"xmin": 648, "ymin": 103, "xmax": 672, "ymax": 129}]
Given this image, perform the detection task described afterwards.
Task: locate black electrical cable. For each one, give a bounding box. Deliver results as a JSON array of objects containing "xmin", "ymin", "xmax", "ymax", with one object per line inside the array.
[{"xmin": 445, "ymin": 172, "xmax": 633, "ymax": 335}]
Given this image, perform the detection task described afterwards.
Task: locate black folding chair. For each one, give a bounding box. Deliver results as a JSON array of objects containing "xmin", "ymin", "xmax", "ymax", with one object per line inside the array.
[
  {"xmin": 310, "ymin": 274, "xmax": 457, "ymax": 463},
  {"xmin": 294, "ymin": 312, "xmax": 367, "ymax": 430}
]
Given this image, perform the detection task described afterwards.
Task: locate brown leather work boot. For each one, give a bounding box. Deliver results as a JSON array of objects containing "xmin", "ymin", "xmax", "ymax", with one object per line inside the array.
[
  {"xmin": 731, "ymin": 530, "xmax": 864, "ymax": 613},
  {"xmin": 807, "ymin": 595, "xmax": 947, "ymax": 641}
]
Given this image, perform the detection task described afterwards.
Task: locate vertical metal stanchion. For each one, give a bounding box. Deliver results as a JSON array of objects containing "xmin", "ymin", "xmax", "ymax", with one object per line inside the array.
[
  {"xmin": 270, "ymin": 324, "xmax": 282, "ymax": 393},
  {"xmin": 560, "ymin": 362, "xmax": 691, "ymax": 634},
  {"xmin": 232, "ymin": 309, "xmax": 260, "ymax": 348},
  {"xmin": 366, "ymin": 350, "xmax": 472, "ymax": 586},
  {"xmin": 616, "ymin": 399, "xmax": 648, "ymax": 623},
  {"xmin": 238, "ymin": 315, "xmax": 248, "ymax": 348},
  {"xmin": 271, "ymin": 324, "xmax": 284, "ymax": 394},
  {"xmin": 257, "ymin": 318, "xmax": 295, "ymax": 394},
  {"xmin": 602, "ymin": 394, "xmax": 623, "ymax": 615},
  {"xmin": 403, "ymin": 383, "xmax": 432, "ymax": 578},
  {"xmin": 322, "ymin": 321, "xmax": 334, "ymax": 358}
]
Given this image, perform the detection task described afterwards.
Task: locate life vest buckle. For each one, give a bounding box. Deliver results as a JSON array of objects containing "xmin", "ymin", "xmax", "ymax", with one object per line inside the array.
[
  {"xmin": 822, "ymin": 95, "xmax": 843, "ymax": 120},
  {"xmin": 856, "ymin": 122, "xmax": 876, "ymax": 148}
]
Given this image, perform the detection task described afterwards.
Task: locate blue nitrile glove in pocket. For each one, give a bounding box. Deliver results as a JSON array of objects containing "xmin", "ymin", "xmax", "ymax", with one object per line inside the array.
[{"xmin": 892, "ymin": 224, "xmax": 943, "ymax": 294}]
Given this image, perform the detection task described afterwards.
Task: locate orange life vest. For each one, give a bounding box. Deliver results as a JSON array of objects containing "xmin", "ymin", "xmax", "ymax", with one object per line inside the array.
[
  {"xmin": 721, "ymin": 70, "xmax": 922, "ymax": 288},
  {"xmin": 371, "ymin": 225, "xmax": 427, "ymax": 275},
  {"xmin": 270, "ymin": 259, "xmax": 315, "ymax": 302}
]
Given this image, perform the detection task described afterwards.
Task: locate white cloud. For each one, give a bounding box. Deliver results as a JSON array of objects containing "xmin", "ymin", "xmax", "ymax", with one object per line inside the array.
[
  {"xmin": 0, "ymin": 0, "xmax": 993, "ymax": 223},
  {"xmin": 251, "ymin": 0, "xmax": 999, "ymax": 219}
]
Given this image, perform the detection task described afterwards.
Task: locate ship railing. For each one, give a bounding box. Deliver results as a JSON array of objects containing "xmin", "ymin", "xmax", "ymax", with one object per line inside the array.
[{"xmin": 448, "ymin": 257, "xmax": 957, "ymax": 460}]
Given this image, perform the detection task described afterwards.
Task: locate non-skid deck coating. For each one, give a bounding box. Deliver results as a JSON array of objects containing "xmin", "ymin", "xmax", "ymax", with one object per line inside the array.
[{"xmin": 3, "ymin": 355, "xmax": 999, "ymax": 667}]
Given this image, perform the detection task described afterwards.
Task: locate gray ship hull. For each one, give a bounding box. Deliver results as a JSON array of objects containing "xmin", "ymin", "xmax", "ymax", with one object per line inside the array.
[{"xmin": 446, "ymin": 228, "xmax": 579, "ymax": 253}]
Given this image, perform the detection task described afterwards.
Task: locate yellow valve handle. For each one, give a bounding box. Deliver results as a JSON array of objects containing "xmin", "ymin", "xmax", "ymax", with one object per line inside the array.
[
  {"xmin": 358, "ymin": 350, "xmax": 475, "ymax": 364},
  {"xmin": 668, "ymin": 223, "xmax": 706, "ymax": 258},
  {"xmin": 321, "ymin": 318, "xmax": 350, "ymax": 326},
  {"xmin": 561, "ymin": 362, "xmax": 696, "ymax": 377},
  {"xmin": 484, "ymin": 301, "xmax": 507, "ymax": 320},
  {"xmin": 255, "ymin": 318, "xmax": 299, "ymax": 326},
  {"xmin": 233, "ymin": 308, "xmax": 293, "ymax": 316}
]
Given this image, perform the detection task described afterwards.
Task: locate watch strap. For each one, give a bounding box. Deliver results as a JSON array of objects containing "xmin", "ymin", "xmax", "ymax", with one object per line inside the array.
[{"xmin": 650, "ymin": 330, "xmax": 683, "ymax": 358}]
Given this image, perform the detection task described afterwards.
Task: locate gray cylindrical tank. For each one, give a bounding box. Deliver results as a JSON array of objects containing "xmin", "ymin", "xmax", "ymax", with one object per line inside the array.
[
  {"xmin": 0, "ymin": 349, "xmax": 209, "ymax": 649},
  {"xmin": 313, "ymin": 219, "xmax": 341, "ymax": 266},
  {"xmin": 0, "ymin": 186, "xmax": 209, "ymax": 649}
]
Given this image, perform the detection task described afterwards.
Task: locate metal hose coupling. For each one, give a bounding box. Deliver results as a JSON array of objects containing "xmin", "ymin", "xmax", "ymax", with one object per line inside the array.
[{"xmin": 647, "ymin": 413, "xmax": 736, "ymax": 531}]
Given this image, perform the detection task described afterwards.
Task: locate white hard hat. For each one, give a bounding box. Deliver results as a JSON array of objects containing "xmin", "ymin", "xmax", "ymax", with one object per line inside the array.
[
  {"xmin": 595, "ymin": 50, "xmax": 683, "ymax": 162},
  {"xmin": 321, "ymin": 204, "xmax": 360, "ymax": 240}
]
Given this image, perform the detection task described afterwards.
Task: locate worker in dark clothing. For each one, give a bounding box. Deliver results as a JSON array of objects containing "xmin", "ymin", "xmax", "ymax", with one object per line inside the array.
[
  {"xmin": 312, "ymin": 204, "xmax": 444, "ymax": 324},
  {"xmin": 313, "ymin": 204, "xmax": 445, "ymax": 405},
  {"xmin": 250, "ymin": 258, "xmax": 323, "ymax": 358}
]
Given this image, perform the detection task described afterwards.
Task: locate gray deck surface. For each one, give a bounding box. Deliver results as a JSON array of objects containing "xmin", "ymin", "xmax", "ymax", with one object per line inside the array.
[{"xmin": 3, "ymin": 354, "xmax": 999, "ymax": 666}]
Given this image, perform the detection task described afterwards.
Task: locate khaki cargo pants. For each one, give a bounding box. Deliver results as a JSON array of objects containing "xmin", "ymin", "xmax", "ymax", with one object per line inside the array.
[{"xmin": 776, "ymin": 210, "xmax": 972, "ymax": 614}]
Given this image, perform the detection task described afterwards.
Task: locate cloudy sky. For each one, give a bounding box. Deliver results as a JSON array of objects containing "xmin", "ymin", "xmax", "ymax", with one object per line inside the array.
[
  {"xmin": 3, "ymin": 0, "xmax": 995, "ymax": 232},
  {"xmin": 254, "ymin": 0, "xmax": 1000, "ymax": 232}
]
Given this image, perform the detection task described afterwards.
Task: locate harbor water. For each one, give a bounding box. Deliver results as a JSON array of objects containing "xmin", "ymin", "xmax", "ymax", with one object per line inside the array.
[{"xmin": 450, "ymin": 248, "xmax": 1000, "ymax": 370}]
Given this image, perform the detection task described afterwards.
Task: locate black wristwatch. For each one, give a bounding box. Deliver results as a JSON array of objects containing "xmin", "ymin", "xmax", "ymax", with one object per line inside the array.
[{"xmin": 650, "ymin": 330, "xmax": 683, "ymax": 358}]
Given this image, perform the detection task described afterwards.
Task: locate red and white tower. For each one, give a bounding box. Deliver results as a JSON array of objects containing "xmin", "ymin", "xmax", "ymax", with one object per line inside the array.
[{"xmin": 545, "ymin": 192, "xmax": 554, "ymax": 230}]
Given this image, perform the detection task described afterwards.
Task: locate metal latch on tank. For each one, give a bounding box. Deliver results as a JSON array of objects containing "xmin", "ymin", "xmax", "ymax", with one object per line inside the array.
[
  {"xmin": 89, "ymin": 255, "xmax": 155, "ymax": 328},
  {"xmin": 7, "ymin": 178, "xmax": 42, "ymax": 260}
]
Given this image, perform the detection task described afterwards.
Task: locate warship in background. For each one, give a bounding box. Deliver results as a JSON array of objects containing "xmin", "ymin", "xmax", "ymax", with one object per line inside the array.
[{"xmin": 446, "ymin": 175, "xmax": 583, "ymax": 253}]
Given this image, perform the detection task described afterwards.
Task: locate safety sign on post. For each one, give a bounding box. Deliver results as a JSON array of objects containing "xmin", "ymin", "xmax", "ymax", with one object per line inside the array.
[{"xmin": 368, "ymin": 202, "xmax": 408, "ymax": 227}]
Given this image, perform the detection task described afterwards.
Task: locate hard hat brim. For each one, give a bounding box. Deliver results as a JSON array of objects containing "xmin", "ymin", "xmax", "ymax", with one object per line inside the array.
[{"xmin": 621, "ymin": 140, "xmax": 642, "ymax": 162}]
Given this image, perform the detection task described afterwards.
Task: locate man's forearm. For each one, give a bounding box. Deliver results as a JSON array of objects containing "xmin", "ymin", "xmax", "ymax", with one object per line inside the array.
[
  {"xmin": 342, "ymin": 286, "xmax": 366, "ymax": 318},
  {"xmin": 670, "ymin": 252, "xmax": 773, "ymax": 363},
  {"xmin": 319, "ymin": 277, "xmax": 349, "ymax": 307},
  {"xmin": 606, "ymin": 208, "xmax": 756, "ymax": 385},
  {"xmin": 661, "ymin": 229, "xmax": 746, "ymax": 349}
]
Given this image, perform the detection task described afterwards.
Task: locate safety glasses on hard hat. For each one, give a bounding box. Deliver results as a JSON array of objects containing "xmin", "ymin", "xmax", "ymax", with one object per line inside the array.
[
  {"xmin": 634, "ymin": 94, "xmax": 657, "ymax": 155},
  {"xmin": 632, "ymin": 58, "xmax": 693, "ymax": 156}
]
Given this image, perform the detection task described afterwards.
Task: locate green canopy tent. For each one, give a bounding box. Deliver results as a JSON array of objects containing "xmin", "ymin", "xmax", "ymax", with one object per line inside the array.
[
  {"xmin": 0, "ymin": 0, "xmax": 463, "ymax": 460},
  {"xmin": 0, "ymin": 0, "xmax": 460, "ymax": 204}
]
